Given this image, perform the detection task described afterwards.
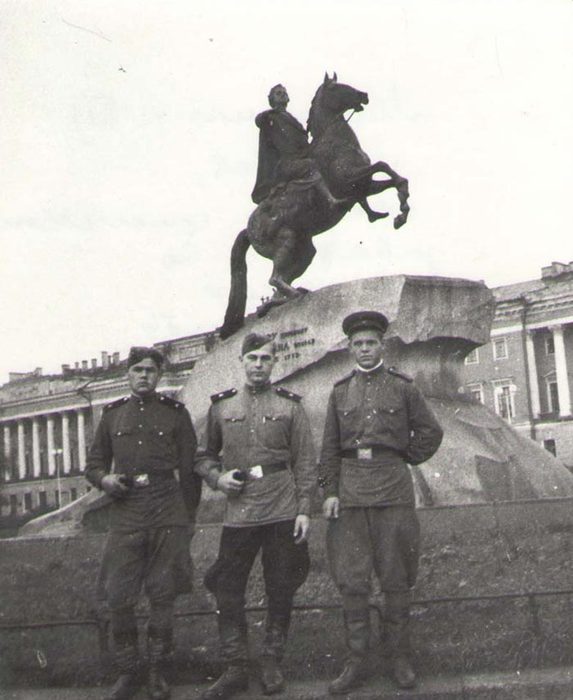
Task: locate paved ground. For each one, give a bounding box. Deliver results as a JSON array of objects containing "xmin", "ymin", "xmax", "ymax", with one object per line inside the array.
[{"xmin": 4, "ymin": 666, "xmax": 573, "ymax": 700}]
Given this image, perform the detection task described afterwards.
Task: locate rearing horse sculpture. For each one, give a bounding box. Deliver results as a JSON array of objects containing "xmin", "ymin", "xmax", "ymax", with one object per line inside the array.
[{"xmin": 220, "ymin": 73, "xmax": 410, "ymax": 339}]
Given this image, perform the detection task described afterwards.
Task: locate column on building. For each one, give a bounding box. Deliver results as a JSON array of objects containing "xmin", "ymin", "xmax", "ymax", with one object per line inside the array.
[
  {"xmin": 32, "ymin": 417, "xmax": 41, "ymax": 478},
  {"xmin": 77, "ymin": 409, "xmax": 86, "ymax": 471},
  {"xmin": 61, "ymin": 412, "xmax": 71, "ymax": 474},
  {"xmin": 3, "ymin": 423, "xmax": 11, "ymax": 482},
  {"xmin": 525, "ymin": 330, "xmax": 541, "ymax": 418},
  {"xmin": 46, "ymin": 415, "xmax": 56, "ymax": 476},
  {"xmin": 17, "ymin": 420, "xmax": 26, "ymax": 480},
  {"xmin": 551, "ymin": 324, "xmax": 572, "ymax": 417}
]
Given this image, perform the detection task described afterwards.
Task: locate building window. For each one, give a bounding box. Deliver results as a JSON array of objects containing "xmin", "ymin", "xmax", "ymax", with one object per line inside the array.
[
  {"xmin": 10, "ymin": 495, "xmax": 18, "ymax": 515},
  {"xmin": 24, "ymin": 492, "xmax": 33, "ymax": 512},
  {"xmin": 493, "ymin": 338, "xmax": 508, "ymax": 360},
  {"xmin": 71, "ymin": 488, "xmax": 77, "ymax": 502},
  {"xmin": 466, "ymin": 383, "xmax": 484, "ymax": 403},
  {"xmin": 494, "ymin": 381, "xmax": 515, "ymax": 421},
  {"xmin": 465, "ymin": 348, "xmax": 479, "ymax": 365},
  {"xmin": 39, "ymin": 491, "xmax": 47, "ymax": 509},
  {"xmin": 545, "ymin": 336, "xmax": 555, "ymax": 355},
  {"xmin": 548, "ymin": 380, "xmax": 560, "ymax": 414},
  {"xmin": 543, "ymin": 439, "xmax": 557, "ymax": 456}
]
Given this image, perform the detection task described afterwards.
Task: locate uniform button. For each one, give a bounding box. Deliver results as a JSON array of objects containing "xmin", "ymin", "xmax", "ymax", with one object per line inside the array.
[
  {"xmin": 139, "ymin": 424, "xmax": 143, "ymax": 428},
  {"xmin": 140, "ymin": 408, "xmax": 144, "ymax": 412},
  {"xmin": 138, "ymin": 440, "xmax": 143, "ymax": 445}
]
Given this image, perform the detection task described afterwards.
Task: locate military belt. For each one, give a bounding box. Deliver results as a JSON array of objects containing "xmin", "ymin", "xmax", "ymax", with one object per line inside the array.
[
  {"xmin": 122, "ymin": 470, "xmax": 176, "ymax": 488},
  {"xmin": 241, "ymin": 462, "xmax": 289, "ymax": 478},
  {"xmin": 341, "ymin": 446, "xmax": 403, "ymax": 460}
]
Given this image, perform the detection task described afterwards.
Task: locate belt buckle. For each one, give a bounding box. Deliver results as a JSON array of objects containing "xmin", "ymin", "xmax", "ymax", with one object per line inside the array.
[
  {"xmin": 134, "ymin": 473, "xmax": 150, "ymax": 488},
  {"xmin": 357, "ymin": 448, "xmax": 372, "ymax": 460}
]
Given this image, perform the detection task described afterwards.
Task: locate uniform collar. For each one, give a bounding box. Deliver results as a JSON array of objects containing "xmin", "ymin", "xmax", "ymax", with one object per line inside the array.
[
  {"xmin": 130, "ymin": 391, "xmax": 158, "ymax": 404},
  {"xmin": 356, "ymin": 360, "xmax": 385, "ymax": 375},
  {"xmin": 245, "ymin": 382, "xmax": 272, "ymax": 395}
]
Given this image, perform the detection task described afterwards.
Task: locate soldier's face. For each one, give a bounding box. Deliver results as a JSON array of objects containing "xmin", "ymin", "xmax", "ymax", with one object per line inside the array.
[
  {"xmin": 128, "ymin": 358, "xmax": 161, "ymax": 396},
  {"xmin": 241, "ymin": 344, "xmax": 276, "ymax": 386},
  {"xmin": 349, "ymin": 330, "xmax": 384, "ymax": 369}
]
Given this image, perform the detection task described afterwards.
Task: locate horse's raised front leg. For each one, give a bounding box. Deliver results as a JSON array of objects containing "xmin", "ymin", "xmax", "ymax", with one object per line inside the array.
[
  {"xmin": 369, "ymin": 162, "xmax": 410, "ymax": 229},
  {"xmin": 359, "ymin": 198, "xmax": 389, "ymax": 223}
]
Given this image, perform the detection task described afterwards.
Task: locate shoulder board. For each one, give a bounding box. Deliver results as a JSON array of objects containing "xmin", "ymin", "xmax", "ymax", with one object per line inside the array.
[
  {"xmin": 334, "ymin": 371, "xmax": 356, "ymax": 387},
  {"xmin": 157, "ymin": 394, "xmax": 184, "ymax": 409},
  {"xmin": 275, "ymin": 386, "xmax": 302, "ymax": 402},
  {"xmin": 211, "ymin": 388, "xmax": 238, "ymax": 403},
  {"xmin": 103, "ymin": 396, "xmax": 129, "ymax": 411},
  {"xmin": 387, "ymin": 366, "xmax": 413, "ymax": 382}
]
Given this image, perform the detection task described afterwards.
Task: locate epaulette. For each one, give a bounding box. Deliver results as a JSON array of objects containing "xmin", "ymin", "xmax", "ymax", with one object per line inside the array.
[
  {"xmin": 103, "ymin": 396, "xmax": 129, "ymax": 411},
  {"xmin": 157, "ymin": 394, "xmax": 184, "ymax": 409},
  {"xmin": 275, "ymin": 386, "xmax": 302, "ymax": 402},
  {"xmin": 387, "ymin": 366, "xmax": 413, "ymax": 382},
  {"xmin": 334, "ymin": 370, "xmax": 356, "ymax": 387},
  {"xmin": 211, "ymin": 388, "xmax": 238, "ymax": 403}
]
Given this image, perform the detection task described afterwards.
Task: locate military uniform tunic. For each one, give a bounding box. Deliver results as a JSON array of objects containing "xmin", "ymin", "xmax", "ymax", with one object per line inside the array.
[
  {"xmin": 85, "ymin": 391, "xmax": 200, "ymax": 608},
  {"xmin": 195, "ymin": 383, "xmax": 316, "ymax": 526},
  {"xmin": 319, "ymin": 365, "xmax": 443, "ymax": 506}
]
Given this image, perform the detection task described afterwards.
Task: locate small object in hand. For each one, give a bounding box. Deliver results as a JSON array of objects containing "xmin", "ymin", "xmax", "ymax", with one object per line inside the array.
[
  {"xmin": 249, "ymin": 465, "xmax": 264, "ymax": 480},
  {"xmin": 232, "ymin": 470, "xmax": 247, "ymax": 482},
  {"xmin": 134, "ymin": 474, "xmax": 150, "ymax": 487}
]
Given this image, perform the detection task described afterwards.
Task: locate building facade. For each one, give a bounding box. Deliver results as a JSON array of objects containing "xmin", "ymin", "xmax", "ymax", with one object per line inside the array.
[
  {"xmin": 462, "ymin": 261, "xmax": 573, "ymax": 469},
  {"xmin": 0, "ymin": 332, "xmax": 216, "ymax": 519}
]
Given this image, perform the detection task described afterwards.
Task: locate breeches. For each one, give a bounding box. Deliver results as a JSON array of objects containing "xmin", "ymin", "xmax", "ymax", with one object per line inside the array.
[
  {"xmin": 327, "ymin": 506, "xmax": 420, "ymax": 600},
  {"xmin": 100, "ymin": 526, "xmax": 193, "ymax": 610},
  {"xmin": 205, "ymin": 520, "xmax": 310, "ymax": 620}
]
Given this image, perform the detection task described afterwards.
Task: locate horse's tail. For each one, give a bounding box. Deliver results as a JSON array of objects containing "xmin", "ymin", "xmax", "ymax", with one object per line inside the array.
[{"xmin": 219, "ymin": 229, "xmax": 251, "ymax": 340}]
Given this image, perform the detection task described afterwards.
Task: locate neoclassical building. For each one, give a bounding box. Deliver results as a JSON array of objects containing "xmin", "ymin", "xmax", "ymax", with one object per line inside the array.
[
  {"xmin": 462, "ymin": 261, "xmax": 573, "ymax": 469},
  {"xmin": 0, "ymin": 333, "xmax": 216, "ymax": 519}
]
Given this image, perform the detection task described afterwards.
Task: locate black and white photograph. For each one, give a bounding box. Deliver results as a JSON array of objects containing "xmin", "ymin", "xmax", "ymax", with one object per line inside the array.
[{"xmin": 1, "ymin": 1, "xmax": 572, "ymax": 698}]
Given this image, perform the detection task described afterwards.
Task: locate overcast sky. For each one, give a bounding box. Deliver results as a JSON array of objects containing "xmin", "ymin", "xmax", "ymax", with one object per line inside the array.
[{"xmin": 1, "ymin": 0, "xmax": 571, "ymax": 384}]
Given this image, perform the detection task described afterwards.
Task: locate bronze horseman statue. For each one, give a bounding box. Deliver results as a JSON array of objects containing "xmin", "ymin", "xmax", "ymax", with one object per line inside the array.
[{"xmin": 220, "ymin": 73, "xmax": 410, "ymax": 339}]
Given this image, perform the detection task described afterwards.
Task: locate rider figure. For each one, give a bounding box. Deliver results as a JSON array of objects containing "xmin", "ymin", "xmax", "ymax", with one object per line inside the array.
[{"xmin": 251, "ymin": 84, "xmax": 342, "ymax": 206}]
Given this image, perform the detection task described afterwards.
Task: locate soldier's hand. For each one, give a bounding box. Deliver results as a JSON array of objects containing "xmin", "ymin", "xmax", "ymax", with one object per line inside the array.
[
  {"xmin": 100, "ymin": 474, "xmax": 130, "ymax": 498},
  {"xmin": 323, "ymin": 496, "xmax": 340, "ymax": 520},
  {"xmin": 293, "ymin": 514, "xmax": 310, "ymax": 544},
  {"xmin": 216, "ymin": 470, "xmax": 245, "ymax": 495}
]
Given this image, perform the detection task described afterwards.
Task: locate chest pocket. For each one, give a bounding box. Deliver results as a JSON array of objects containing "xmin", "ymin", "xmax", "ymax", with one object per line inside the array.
[
  {"xmin": 222, "ymin": 414, "xmax": 246, "ymax": 437},
  {"xmin": 261, "ymin": 413, "xmax": 289, "ymax": 449},
  {"xmin": 336, "ymin": 405, "xmax": 361, "ymax": 442}
]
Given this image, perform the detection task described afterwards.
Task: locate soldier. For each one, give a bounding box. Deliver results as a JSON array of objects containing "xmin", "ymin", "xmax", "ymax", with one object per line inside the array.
[
  {"xmin": 195, "ymin": 332, "xmax": 316, "ymax": 699},
  {"xmin": 251, "ymin": 83, "xmax": 343, "ymax": 207},
  {"xmin": 85, "ymin": 347, "xmax": 201, "ymax": 700},
  {"xmin": 319, "ymin": 311, "xmax": 443, "ymax": 693}
]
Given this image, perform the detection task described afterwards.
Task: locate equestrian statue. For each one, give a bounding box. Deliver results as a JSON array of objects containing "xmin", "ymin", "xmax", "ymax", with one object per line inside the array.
[{"xmin": 220, "ymin": 73, "xmax": 410, "ymax": 339}]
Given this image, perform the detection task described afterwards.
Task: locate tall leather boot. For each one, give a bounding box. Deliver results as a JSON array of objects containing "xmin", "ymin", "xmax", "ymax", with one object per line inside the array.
[
  {"xmin": 386, "ymin": 592, "xmax": 416, "ymax": 689},
  {"xmin": 260, "ymin": 612, "xmax": 290, "ymax": 695},
  {"xmin": 105, "ymin": 640, "xmax": 142, "ymax": 700},
  {"xmin": 201, "ymin": 616, "xmax": 249, "ymax": 700},
  {"xmin": 147, "ymin": 628, "xmax": 171, "ymax": 700},
  {"xmin": 328, "ymin": 608, "xmax": 370, "ymax": 695}
]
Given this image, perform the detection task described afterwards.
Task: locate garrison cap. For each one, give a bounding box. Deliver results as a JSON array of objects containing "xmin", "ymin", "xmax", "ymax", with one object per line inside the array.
[
  {"xmin": 127, "ymin": 346, "xmax": 164, "ymax": 369},
  {"xmin": 342, "ymin": 311, "xmax": 389, "ymax": 337},
  {"xmin": 241, "ymin": 332, "xmax": 275, "ymax": 356}
]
